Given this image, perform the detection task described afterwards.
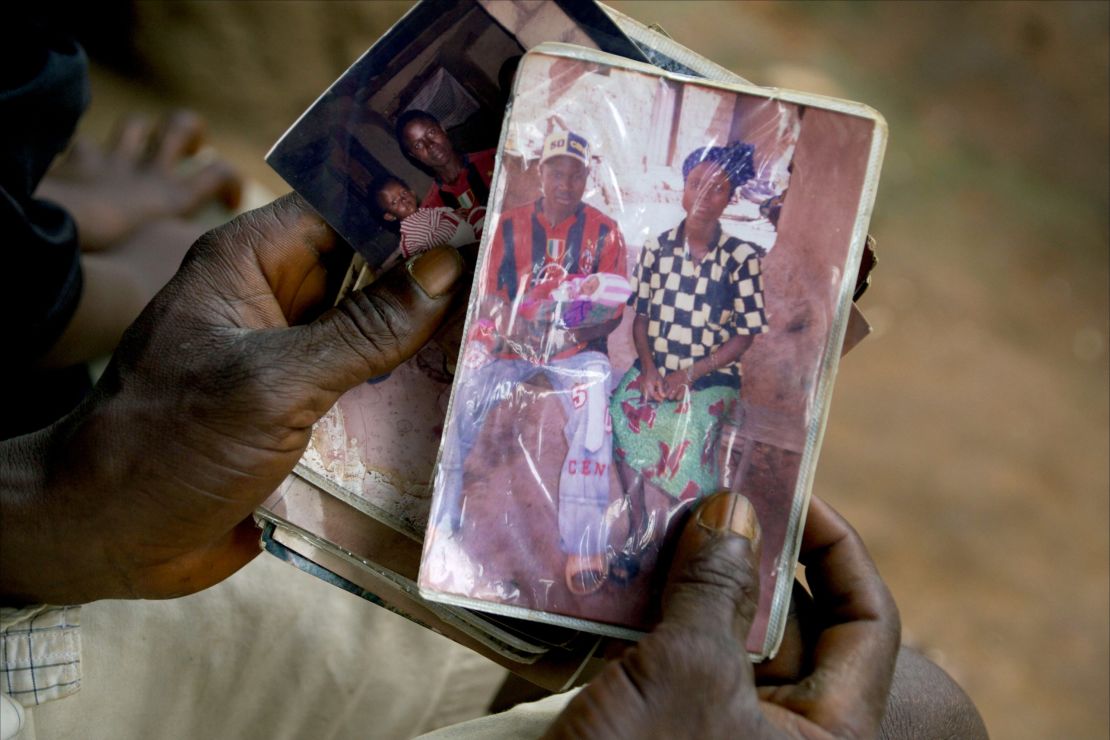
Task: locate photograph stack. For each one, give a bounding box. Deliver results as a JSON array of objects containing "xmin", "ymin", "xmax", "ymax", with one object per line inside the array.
[{"xmin": 258, "ymin": 0, "xmax": 885, "ymax": 688}]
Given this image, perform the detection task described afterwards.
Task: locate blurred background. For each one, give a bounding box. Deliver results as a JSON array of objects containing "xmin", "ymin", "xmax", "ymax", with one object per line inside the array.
[{"xmin": 65, "ymin": 2, "xmax": 1108, "ymax": 737}]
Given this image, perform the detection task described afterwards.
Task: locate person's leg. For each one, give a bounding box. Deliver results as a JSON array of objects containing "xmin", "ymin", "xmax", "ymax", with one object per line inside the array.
[
  {"xmin": 607, "ymin": 364, "xmax": 659, "ymax": 583},
  {"xmin": 434, "ymin": 358, "xmax": 535, "ymax": 532},
  {"xmin": 24, "ymin": 553, "xmax": 507, "ymax": 740},
  {"xmin": 608, "ymin": 459, "xmax": 647, "ymax": 585},
  {"xmin": 616, "ymin": 460, "xmax": 646, "ymax": 547},
  {"xmin": 545, "ymin": 352, "xmax": 613, "ymax": 594}
]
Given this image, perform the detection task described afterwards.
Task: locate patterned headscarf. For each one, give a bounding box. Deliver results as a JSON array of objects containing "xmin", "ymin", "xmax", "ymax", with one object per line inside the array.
[{"xmin": 682, "ymin": 142, "xmax": 756, "ymax": 191}]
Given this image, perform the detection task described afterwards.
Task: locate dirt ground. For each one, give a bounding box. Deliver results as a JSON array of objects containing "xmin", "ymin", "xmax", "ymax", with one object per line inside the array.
[{"xmin": 71, "ymin": 2, "xmax": 1108, "ymax": 738}]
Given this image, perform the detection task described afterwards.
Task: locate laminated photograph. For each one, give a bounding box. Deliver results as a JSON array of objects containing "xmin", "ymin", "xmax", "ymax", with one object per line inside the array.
[
  {"xmin": 255, "ymin": 474, "xmax": 601, "ymax": 691},
  {"xmin": 419, "ymin": 44, "xmax": 887, "ymax": 658},
  {"xmin": 264, "ymin": 0, "xmax": 648, "ymax": 539}
]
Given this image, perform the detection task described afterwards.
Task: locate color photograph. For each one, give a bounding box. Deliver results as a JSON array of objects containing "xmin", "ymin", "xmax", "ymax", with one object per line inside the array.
[{"xmin": 421, "ymin": 48, "xmax": 883, "ymax": 655}]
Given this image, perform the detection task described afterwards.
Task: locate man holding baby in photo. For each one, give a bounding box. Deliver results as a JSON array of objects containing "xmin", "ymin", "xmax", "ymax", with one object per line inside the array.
[{"xmin": 432, "ymin": 130, "xmax": 630, "ymax": 596}]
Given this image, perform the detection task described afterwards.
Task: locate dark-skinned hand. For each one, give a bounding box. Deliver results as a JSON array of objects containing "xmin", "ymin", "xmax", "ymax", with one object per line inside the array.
[
  {"xmin": 660, "ymin": 370, "xmax": 689, "ymax": 401},
  {"xmin": 0, "ymin": 193, "xmax": 463, "ymax": 605},
  {"xmin": 638, "ymin": 363, "xmax": 666, "ymax": 403},
  {"xmin": 545, "ymin": 493, "xmax": 901, "ymax": 739}
]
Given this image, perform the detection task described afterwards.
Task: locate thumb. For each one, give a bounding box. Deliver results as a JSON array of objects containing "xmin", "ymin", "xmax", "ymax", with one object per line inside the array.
[
  {"xmin": 293, "ymin": 246, "xmax": 465, "ymax": 395},
  {"xmin": 661, "ymin": 491, "xmax": 763, "ymax": 644}
]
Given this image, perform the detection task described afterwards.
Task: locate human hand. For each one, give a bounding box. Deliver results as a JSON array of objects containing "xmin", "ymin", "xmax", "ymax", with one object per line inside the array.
[
  {"xmin": 544, "ymin": 493, "xmax": 900, "ymax": 739},
  {"xmin": 660, "ymin": 368, "xmax": 690, "ymax": 401},
  {"xmin": 639, "ymin": 364, "xmax": 666, "ymax": 403},
  {"xmin": 36, "ymin": 110, "xmax": 242, "ymax": 252},
  {"xmin": 0, "ymin": 194, "xmax": 462, "ymax": 605}
]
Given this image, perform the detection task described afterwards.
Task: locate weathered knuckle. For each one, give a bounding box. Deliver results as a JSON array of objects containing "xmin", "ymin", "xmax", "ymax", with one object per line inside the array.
[
  {"xmin": 179, "ymin": 224, "xmax": 224, "ymax": 264},
  {"xmin": 682, "ymin": 536, "xmax": 759, "ymax": 598},
  {"xmin": 618, "ymin": 631, "xmax": 752, "ymax": 736},
  {"xmin": 261, "ymin": 191, "xmax": 320, "ymax": 234},
  {"xmin": 226, "ymin": 212, "xmax": 273, "ymax": 252},
  {"xmin": 334, "ymin": 290, "xmax": 410, "ymax": 368},
  {"xmin": 635, "ymin": 629, "xmax": 738, "ymax": 686},
  {"xmin": 196, "ymin": 195, "xmax": 298, "ymax": 255}
]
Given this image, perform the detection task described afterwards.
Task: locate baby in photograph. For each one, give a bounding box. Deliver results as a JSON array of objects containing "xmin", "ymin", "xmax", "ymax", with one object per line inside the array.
[{"xmin": 372, "ymin": 174, "xmax": 485, "ymax": 273}]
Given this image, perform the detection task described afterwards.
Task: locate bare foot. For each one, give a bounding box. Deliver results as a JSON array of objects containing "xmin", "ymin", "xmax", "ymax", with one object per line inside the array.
[
  {"xmin": 36, "ymin": 110, "xmax": 242, "ymax": 252},
  {"xmin": 565, "ymin": 553, "xmax": 609, "ymax": 596},
  {"xmin": 34, "ymin": 110, "xmax": 243, "ymax": 366}
]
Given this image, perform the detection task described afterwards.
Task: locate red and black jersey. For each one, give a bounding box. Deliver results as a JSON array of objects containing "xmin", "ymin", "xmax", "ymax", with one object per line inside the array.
[
  {"xmin": 485, "ymin": 199, "xmax": 626, "ymax": 299},
  {"xmin": 420, "ymin": 149, "xmax": 496, "ymax": 213},
  {"xmin": 483, "ymin": 199, "xmax": 627, "ymax": 356}
]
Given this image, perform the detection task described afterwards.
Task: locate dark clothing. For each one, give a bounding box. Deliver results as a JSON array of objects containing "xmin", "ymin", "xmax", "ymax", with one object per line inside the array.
[{"xmin": 1, "ymin": 24, "xmax": 91, "ymax": 438}]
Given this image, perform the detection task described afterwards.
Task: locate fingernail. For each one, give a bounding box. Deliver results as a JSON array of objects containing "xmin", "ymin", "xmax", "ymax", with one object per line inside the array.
[
  {"xmin": 698, "ymin": 492, "xmax": 761, "ymax": 548},
  {"xmin": 407, "ymin": 246, "xmax": 462, "ymax": 299}
]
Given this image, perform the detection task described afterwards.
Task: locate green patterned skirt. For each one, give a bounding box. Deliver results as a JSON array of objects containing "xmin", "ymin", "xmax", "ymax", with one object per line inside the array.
[{"xmin": 610, "ymin": 364, "xmax": 737, "ymax": 500}]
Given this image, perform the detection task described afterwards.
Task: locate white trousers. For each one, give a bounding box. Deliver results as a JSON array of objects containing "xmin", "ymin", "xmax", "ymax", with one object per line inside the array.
[{"xmin": 17, "ymin": 554, "xmax": 506, "ymax": 740}]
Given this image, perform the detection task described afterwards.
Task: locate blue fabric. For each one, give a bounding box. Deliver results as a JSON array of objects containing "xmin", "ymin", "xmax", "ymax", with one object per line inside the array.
[{"xmin": 681, "ymin": 142, "xmax": 756, "ymax": 191}]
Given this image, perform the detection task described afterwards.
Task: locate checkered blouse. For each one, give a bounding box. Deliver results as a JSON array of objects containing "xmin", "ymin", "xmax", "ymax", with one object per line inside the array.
[{"xmin": 631, "ymin": 221, "xmax": 769, "ymax": 388}]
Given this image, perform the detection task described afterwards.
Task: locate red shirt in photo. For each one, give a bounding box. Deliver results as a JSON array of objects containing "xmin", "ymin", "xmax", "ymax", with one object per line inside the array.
[
  {"xmin": 484, "ymin": 198, "xmax": 627, "ymax": 360},
  {"xmin": 420, "ymin": 148, "xmax": 497, "ymax": 214}
]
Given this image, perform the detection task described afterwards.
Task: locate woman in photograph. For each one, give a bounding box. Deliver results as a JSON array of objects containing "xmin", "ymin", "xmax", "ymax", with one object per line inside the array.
[{"xmin": 609, "ymin": 143, "xmax": 770, "ymax": 582}]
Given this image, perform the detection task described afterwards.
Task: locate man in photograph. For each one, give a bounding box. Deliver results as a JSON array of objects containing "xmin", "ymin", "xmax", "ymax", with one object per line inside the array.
[
  {"xmin": 434, "ymin": 130, "xmax": 627, "ymax": 596},
  {"xmin": 395, "ymin": 109, "xmax": 495, "ymax": 219}
]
